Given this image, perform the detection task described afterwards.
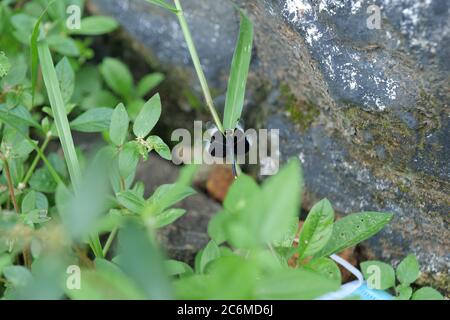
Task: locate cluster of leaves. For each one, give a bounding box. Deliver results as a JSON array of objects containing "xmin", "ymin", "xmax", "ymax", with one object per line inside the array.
[{"xmin": 361, "ymin": 255, "xmax": 444, "ymax": 300}]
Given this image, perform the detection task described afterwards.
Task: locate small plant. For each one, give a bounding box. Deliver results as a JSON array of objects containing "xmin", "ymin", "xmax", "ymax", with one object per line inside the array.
[{"xmin": 361, "ymin": 254, "xmax": 444, "ymax": 300}]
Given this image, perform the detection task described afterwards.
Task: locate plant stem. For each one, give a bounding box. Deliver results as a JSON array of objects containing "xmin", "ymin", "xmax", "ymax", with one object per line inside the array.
[
  {"xmin": 0, "ymin": 154, "xmax": 19, "ymax": 213},
  {"xmin": 102, "ymin": 227, "xmax": 118, "ymax": 257},
  {"xmin": 173, "ymin": 0, "xmax": 224, "ymax": 133},
  {"xmin": 21, "ymin": 132, "xmax": 52, "ymax": 187}
]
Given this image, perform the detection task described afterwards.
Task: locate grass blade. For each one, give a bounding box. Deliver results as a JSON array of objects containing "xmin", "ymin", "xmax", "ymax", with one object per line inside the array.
[
  {"xmin": 145, "ymin": 0, "xmax": 179, "ymax": 14},
  {"xmin": 30, "ymin": 1, "xmax": 54, "ymax": 106},
  {"xmin": 37, "ymin": 42, "xmax": 82, "ymax": 191},
  {"xmin": 223, "ymin": 10, "xmax": 253, "ymax": 130}
]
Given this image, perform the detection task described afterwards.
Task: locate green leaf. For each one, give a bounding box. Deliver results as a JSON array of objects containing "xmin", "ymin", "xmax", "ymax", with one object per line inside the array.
[
  {"xmin": 396, "ymin": 254, "xmax": 420, "ymax": 285},
  {"xmin": 0, "ymin": 51, "xmax": 11, "ymax": 78},
  {"xmin": 118, "ymin": 141, "xmax": 140, "ymax": 178},
  {"xmin": 223, "ymin": 174, "xmax": 259, "ymax": 213},
  {"xmin": 361, "ymin": 260, "xmax": 395, "ymax": 290},
  {"xmin": 0, "ymin": 254, "xmax": 12, "ymax": 277},
  {"xmin": 0, "ymin": 104, "xmax": 40, "ymax": 128},
  {"xmin": 137, "ymin": 73, "xmax": 164, "ymax": 97},
  {"xmin": 226, "ymin": 159, "xmax": 302, "ymax": 248},
  {"xmin": 145, "ymin": 183, "xmax": 196, "ymax": 216},
  {"xmin": 3, "ymin": 266, "xmax": 32, "ymax": 288},
  {"xmin": 198, "ymin": 240, "xmax": 221, "ymax": 274},
  {"xmin": 297, "ymin": 198, "xmax": 334, "ymax": 258},
  {"xmin": 70, "ymin": 107, "xmax": 113, "ymax": 133},
  {"xmin": 223, "ymin": 10, "xmax": 253, "ymax": 130},
  {"xmin": 38, "ymin": 41, "xmax": 82, "ymax": 190},
  {"xmin": 116, "ymin": 190, "xmax": 145, "ymax": 214},
  {"xmin": 47, "ymin": 35, "xmax": 79, "ymax": 57},
  {"xmin": 70, "ymin": 16, "xmax": 118, "ymax": 35},
  {"xmin": 411, "ymin": 287, "xmax": 444, "ymax": 300},
  {"xmin": 109, "ymin": 103, "xmax": 129, "ymax": 146},
  {"xmin": 255, "ymin": 268, "xmax": 339, "ymax": 300},
  {"xmin": 207, "ymin": 211, "xmax": 228, "ymax": 245},
  {"xmin": 395, "ymin": 285, "xmax": 412, "ymax": 300},
  {"xmin": 133, "ymin": 93, "xmax": 161, "ymax": 138},
  {"xmin": 30, "ymin": 9, "xmax": 46, "ymax": 105},
  {"xmin": 146, "ymin": 135, "xmax": 171, "ymax": 160},
  {"xmin": 66, "ymin": 268, "xmax": 145, "ymax": 300},
  {"xmin": 100, "ymin": 58, "xmax": 133, "ymax": 99},
  {"xmin": 21, "ymin": 190, "xmax": 47, "ymax": 213},
  {"xmin": 55, "ymin": 57, "xmax": 75, "ymax": 104},
  {"xmin": 81, "ymin": 90, "xmax": 119, "ymax": 110},
  {"xmin": 316, "ymin": 212, "xmax": 393, "ymax": 257},
  {"xmin": 29, "ymin": 168, "xmax": 57, "ymax": 193},
  {"xmin": 118, "ymin": 222, "xmax": 173, "ymax": 299},
  {"xmin": 149, "ymin": 208, "xmax": 186, "ymax": 229},
  {"xmin": 304, "ymin": 257, "xmax": 341, "ymax": 284},
  {"xmin": 165, "ymin": 260, "xmax": 194, "ymax": 277},
  {"xmin": 144, "ymin": 0, "xmax": 179, "ymax": 13}
]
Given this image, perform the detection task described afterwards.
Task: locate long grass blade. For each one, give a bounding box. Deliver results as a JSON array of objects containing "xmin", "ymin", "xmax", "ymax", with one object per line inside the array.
[
  {"xmin": 37, "ymin": 42, "xmax": 82, "ymax": 191},
  {"xmin": 223, "ymin": 10, "xmax": 253, "ymax": 130}
]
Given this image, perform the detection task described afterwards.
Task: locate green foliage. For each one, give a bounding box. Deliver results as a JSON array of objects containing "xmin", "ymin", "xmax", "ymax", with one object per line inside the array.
[{"xmin": 361, "ymin": 255, "xmax": 444, "ymax": 300}]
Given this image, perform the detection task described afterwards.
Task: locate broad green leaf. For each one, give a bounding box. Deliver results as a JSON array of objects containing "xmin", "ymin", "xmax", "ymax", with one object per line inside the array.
[
  {"xmin": 316, "ymin": 212, "xmax": 393, "ymax": 257},
  {"xmin": 165, "ymin": 260, "xmax": 194, "ymax": 277},
  {"xmin": 144, "ymin": 0, "xmax": 179, "ymax": 13},
  {"xmin": 146, "ymin": 135, "xmax": 171, "ymax": 160},
  {"xmin": 0, "ymin": 254, "xmax": 12, "ymax": 276},
  {"xmin": 223, "ymin": 10, "xmax": 253, "ymax": 130},
  {"xmin": 145, "ymin": 183, "xmax": 196, "ymax": 216},
  {"xmin": 223, "ymin": 174, "xmax": 259, "ymax": 212},
  {"xmin": 411, "ymin": 287, "xmax": 444, "ymax": 300},
  {"xmin": 118, "ymin": 222, "xmax": 173, "ymax": 299},
  {"xmin": 47, "ymin": 35, "xmax": 79, "ymax": 57},
  {"xmin": 361, "ymin": 260, "xmax": 395, "ymax": 290},
  {"xmin": 66, "ymin": 268, "xmax": 145, "ymax": 300},
  {"xmin": 0, "ymin": 104, "xmax": 40, "ymax": 128},
  {"xmin": 255, "ymin": 268, "xmax": 339, "ymax": 300},
  {"xmin": 3, "ymin": 266, "xmax": 33, "ymax": 288},
  {"xmin": 207, "ymin": 211, "xmax": 228, "ymax": 245},
  {"xmin": 304, "ymin": 257, "xmax": 341, "ymax": 284},
  {"xmin": 148, "ymin": 208, "xmax": 186, "ymax": 229},
  {"xmin": 29, "ymin": 168, "xmax": 57, "ymax": 193},
  {"xmin": 198, "ymin": 240, "xmax": 221, "ymax": 274},
  {"xmin": 395, "ymin": 285, "xmax": 412, "ymax": 300},
  {"xmin": 175, "ymin": 256, "xmax": 256, "ymax": 299},
  {"xmin": 70, "ymin": 16, "xmax": 118, "ymax": 35},
  {"xmin": 55, "ymin": 57, "xmax": 75, "ymax": 104},
  {"xmin": 396, "ymin": 254, "xmax": 420, "ymax": 285},
  {"xmin": 38, "ymin": 42, "xmax": 82, "ymax": 190},
  {"xmin": 70, "ymin": 107, "xmax": 113, "ymax": 133},
  {"xmin": 100, "ymin": 58, "xmax": 133, "ymax": 99},
  {"xmin": 224, "ymin": 159, "xmax": 302, "ymax": 248},
  {"xmin": 109, "ymin": 103, "xmax": 129, "ymax": 146},
  {"xmin": 0, "ymin": 51, "xmax": 11, "ymax": 78},
  {"xmin": 133, "ymin": 93, "xmax": 161, "ymax": 138},
  {"xmin": 297, "ymin": 198, "xmax": 334, "ymax": 258},
  {"xmin": 118, "ymin": 141, "xmax": 140, "ymax": 178},
  {"xmin": 116, "ymin": 190, "xmax": 145, "ymax": 214},
  {"xmin": 137, "ymin": 73, "xmax": 164, "ymax": 97},
  {"xmin": 22, "ymin": 190, "xmax": 49, "ymax": 213},
  {"xmin": 81, "ymin": 90, "xmax": 119, "ymax": 110}
]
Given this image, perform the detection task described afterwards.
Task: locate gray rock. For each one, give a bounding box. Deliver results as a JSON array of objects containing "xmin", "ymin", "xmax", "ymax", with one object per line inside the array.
[{"xmin": 90, "ymin": 0, "xmax": 449, "ymax": 290}]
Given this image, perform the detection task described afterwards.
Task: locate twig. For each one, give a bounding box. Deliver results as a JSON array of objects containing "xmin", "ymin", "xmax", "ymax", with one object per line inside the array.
[{"xmin": 0, "ymin": 153, "xmax": 19, "ymax": 213}]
